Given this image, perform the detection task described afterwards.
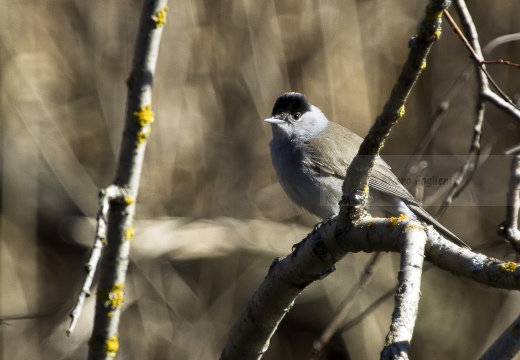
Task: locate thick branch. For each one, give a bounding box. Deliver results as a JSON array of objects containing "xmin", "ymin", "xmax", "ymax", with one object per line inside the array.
[
  {"xmin": 381, "ymin": 228, "xmax": 426, "ymax": 360},
  {"xmin": 67, "ymin": 186, "xmax": 125, "ymax": 336},
  {"xmin": 77, "ymin": 1, "xmax": 169, "ymax": 359},
  {"xmin": 221, "ymin": 215, "xmax": 520, "ymax": 360}
]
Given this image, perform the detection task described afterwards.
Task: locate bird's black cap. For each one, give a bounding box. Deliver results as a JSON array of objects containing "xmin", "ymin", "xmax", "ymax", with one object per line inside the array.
[{"xmin": 272, "ymin": 92, "xmax": 312, "ymax": 117}]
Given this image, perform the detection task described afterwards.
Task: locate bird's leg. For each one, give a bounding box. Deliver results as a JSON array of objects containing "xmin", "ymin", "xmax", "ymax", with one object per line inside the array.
[{"xmin": 291, "ymin": 215, "xmax": 335, "ymax": 251}]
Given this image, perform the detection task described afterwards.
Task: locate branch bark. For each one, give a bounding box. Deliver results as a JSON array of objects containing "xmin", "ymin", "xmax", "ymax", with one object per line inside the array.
[
  {"xmin": 380, "ymin": 227, "xmax": 426, "ymax": 360},
  {"xmin": 220, "ymin": 215, "xmax": 520, "ymax": 360},
  {"xmin": 339, "ymin": 0, "xmax": 450, "ymax": 226},
  {"xmin": 66, "ymin": 1, "xmax": 169, "ymax": 359}
]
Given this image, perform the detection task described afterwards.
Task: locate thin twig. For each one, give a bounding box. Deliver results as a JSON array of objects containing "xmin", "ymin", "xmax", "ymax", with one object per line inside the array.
[
  {"xmin": 443, "ymin": 10, "xmax": 520, "ymax": 69},
  {"xmin": 436, "ymin": 3, "xmax": 488, "ymax": 218},
  {"xmin": 67, "ymin": 186, "xmax": 125, "ymax": 336},
  {"xmin": 483, "ymin": 90, "xmax": 520, "ymax": 122},
  {"xmin": 402, "ymin": 31, "xmax": 520, "ymax": 183},
  {"xmin": 444, "ymin": 9, "xmax": 519, "ymax": 111}
]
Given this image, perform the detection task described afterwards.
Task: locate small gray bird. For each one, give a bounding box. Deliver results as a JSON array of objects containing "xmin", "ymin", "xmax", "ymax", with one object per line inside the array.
[{"xmin": 265, "ymin": 92, "xmax": 468, "ymax": 248}]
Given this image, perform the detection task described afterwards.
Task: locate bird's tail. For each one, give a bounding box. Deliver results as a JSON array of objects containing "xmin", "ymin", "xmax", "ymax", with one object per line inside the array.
[{"xmin": 407, "ymin": 204, "xmax": 470, "ymax": 249}]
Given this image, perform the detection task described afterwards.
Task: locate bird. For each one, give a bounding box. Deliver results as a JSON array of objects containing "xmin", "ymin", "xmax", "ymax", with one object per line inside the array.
[{"xmin": 264, "ymin": 92, "xmax": 468, "ymax": 248}]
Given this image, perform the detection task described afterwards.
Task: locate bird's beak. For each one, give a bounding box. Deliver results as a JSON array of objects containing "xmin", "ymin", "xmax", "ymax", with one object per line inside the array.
[{"xmin": 264, "ymin": 117, "xmax": 285, "ymax": 125}]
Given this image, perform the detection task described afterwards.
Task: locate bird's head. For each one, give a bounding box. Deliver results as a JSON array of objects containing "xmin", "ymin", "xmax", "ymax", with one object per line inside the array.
[{"xmin": 264, "ymin": 92, "xmax": 329, "ymax": 142}]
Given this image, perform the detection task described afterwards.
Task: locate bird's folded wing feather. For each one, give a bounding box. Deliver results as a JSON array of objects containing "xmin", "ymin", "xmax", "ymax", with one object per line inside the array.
[{"xmin": 305, "ymin": 122, "xmax": 417, "ymax": 205}]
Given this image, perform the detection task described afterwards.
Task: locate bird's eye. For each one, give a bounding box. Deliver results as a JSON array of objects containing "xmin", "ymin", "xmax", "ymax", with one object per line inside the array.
[{"xmin": 293, "ymin": 112, "xmax": 301, "ymax": 120}]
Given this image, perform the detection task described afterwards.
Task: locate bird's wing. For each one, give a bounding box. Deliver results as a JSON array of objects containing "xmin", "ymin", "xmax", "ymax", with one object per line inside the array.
[
  {"xmin": 306, "ymin": 122, "xmax": 468, "ymax": 248},
  {"xmin": 369, "ymin": 159, "xmax": 418, "ymax": 205},
  {"xmin": 305, "ymin": 122, "xmax": 360, "ymax": 178},
  {"xmin": 306, "ymin": 122, "xmax": 417, "ymax": 205}
]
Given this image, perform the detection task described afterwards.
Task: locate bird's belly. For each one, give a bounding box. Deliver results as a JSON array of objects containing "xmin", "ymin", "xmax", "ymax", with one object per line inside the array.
[{"xmin": 271, "ymin": 145, "xmax": 342, "ymax": 219}]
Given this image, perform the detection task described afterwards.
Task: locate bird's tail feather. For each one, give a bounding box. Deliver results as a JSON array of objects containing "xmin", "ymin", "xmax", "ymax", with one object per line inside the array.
[{"xmin": 406, "ymin": 204, "xmax": 470, "ymax": 249}]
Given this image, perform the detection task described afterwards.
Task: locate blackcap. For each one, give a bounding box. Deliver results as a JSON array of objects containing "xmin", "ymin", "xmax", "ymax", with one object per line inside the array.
[{"xmin": 265, "ymin": 92, "xmax": 468, "ymax": 248}]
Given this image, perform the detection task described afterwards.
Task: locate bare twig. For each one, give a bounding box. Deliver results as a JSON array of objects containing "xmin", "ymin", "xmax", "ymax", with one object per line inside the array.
[
  {"xmin": 443, "ymin": 9, "xmax": 519, "ymax": 111},
  {"xmin": 402, "ymin": 31, "xmax": 520, "ymax": 184},
  {"xmin": 443, "ymin": 11, "xmax": 520, "ymax": 69},
  {"xmin": 67, "ymin": 186, "xmax": 125, "ymax": 336},
  {"xmin": 483, "ymin": 90, "xmax": 520, "ymax": 122},
  {"xmin": 436, "ymin": 3, "xmax": 488, "ymax": 218}
]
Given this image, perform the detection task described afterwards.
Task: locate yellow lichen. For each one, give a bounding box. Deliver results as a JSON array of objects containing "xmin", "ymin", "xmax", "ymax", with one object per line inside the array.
[
  {"xmin": 405, "ymin": 224, "xmax": 422, "ymax": 231},
  {"xmin": 388, "ymin": 217, "xmax": 399, "ymax": 228},
  {"xmin": 137, "ymin": 128, "xmax": 151, "ymax": 145},
  {"xmin": 397, "ymin": 105, "xmax": 406, "ymax": 119},
  {"xmin": 420, "ymin": 60, "xmax": 427, "ymax": 71},
  {"xmin": 424, "ymin": 6, "xmax": 443, "ymax": 21},
  {"xmin": 377, "ymin": 140, "xmax": 386, "ymax": 154},
  {"xmin": 134, "ymin": 104, "xmax": 155, "ymax": 127},
  {"xmin": 125, "ymin": 226, "xmax": 135, "ymax": 241},
  {"xmin": 501, "ymin": 262, "xmax": 517, "ymax": 273},
  {"xmin": 98, "ymin": 283, "xmax": 125, "ymax": 311},
  {"xmin": 153, "ymin": 6, "xmax": 168, "ymax": 27},
  {"xmin": 105, "ymin": 334, "xmax": 120, "ymax": 357},
  {"xmin": 124, "ymin": 196, "xmax": 135, "ymax": 205},
  {"xmin": 389, "ymin": 214, "xmax": 408, "ymax": 228},
  {"xmin": 433, "ymin": 29, "xmax": 442, "ymax": 40}
]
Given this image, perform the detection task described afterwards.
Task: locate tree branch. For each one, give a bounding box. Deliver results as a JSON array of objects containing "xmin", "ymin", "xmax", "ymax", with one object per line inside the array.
[
  {"xmin": 220, "ymin": 215, "xmax": 520, "ymax": 360},
  {"xmin": 66, "ymin": 1, "xmax": 169, "ymax": 359},
  {"xmin": 67, "ymin": 185, "xmax": 126, "ymax": 336},
  {"xmin": 381, "ymin": 226, "xmax": 426, "ymax": 360},
  {"xmin": 338, "ymin": 0, "xmax": 450, "ymax": 225}
]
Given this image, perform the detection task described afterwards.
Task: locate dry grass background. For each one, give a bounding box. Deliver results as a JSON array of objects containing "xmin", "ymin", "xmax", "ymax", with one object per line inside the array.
[{"xmin": 0, "ymin": 0, "xmax": 520, "ymax": 359}]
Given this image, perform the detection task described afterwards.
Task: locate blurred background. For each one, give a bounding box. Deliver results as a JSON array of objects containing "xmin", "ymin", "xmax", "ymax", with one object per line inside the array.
[{"xmin": 1, "ymin": 0, "xmax": 520, "ymax": 359}]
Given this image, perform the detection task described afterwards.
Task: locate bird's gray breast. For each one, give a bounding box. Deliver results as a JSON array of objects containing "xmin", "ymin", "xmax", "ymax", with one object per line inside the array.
[{"xmin": 269, "ymin": 138, "xmax": 342, "ymax": 219}]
